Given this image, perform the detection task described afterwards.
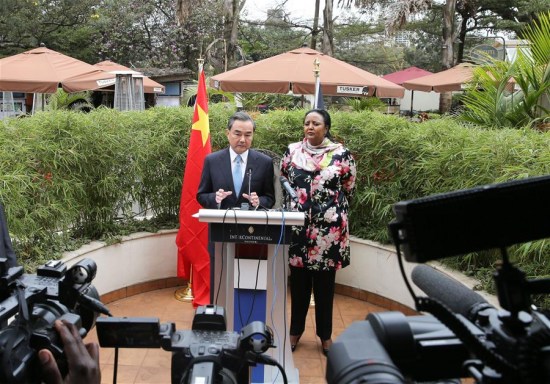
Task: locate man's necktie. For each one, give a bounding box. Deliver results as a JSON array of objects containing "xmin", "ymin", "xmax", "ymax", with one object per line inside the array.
[{"xmin": 233, "ymin": 155, "xmax": 243, "ymax": 193}]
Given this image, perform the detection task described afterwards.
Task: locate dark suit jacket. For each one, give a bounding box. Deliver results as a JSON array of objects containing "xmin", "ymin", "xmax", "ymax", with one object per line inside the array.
[
  {"xmin": 197, "ymin": 148, "xmax": 275, "ymax": 210},
  {"xmin": 0, "ymin": 202, "xmax": 18, "ymax": 268}
]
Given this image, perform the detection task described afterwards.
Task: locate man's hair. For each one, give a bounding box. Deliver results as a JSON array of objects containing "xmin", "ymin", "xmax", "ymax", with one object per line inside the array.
[{"xmin": 227, "ymin": 111, "xmax": 256, "ymax": 131}]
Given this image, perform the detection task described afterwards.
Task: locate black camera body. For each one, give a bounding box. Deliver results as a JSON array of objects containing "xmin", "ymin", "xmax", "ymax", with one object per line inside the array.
[
  {"xmin": 328, "ymin": 301, "xmax": 550, "ymax": 383},
  {"xmin": 327, "ymin": 175, "xmax": 550, "ymax": 384},
  {"xmin": 0, "ymin": 257, "xmax": 102, "ymax": 383},
  {"xmin": 326, "ymin": 312, "xmax": 471, "ymax": 384},
  {"xmin": 96, "ymin": 304, "xmax": 275, "ymax": 384}
]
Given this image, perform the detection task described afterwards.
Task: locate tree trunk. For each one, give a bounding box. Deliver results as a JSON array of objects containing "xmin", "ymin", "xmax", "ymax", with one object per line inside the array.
[
  {"xmin": 439, "ymin": 91, "xmax": 453, "ymax": 114},
  {"xmin": 457, "ymin": 16, "xmax": 468, "ymax": 63},
  {"xmin": 441, "ymin": 0, "xmax": 457, "ymax": 69},
  {"xmin": 440, "ymin": 0, "xmax": 457, "ymax": 113},
  {"xmin": 223, "ymin": 0, "xmax": 246, "ymax": 70},
  {"xmin": 321, "ymin": 0, "xmax": 334, "ymax": 55},
  {"xmin": 176, "ymin": 0, "xmax": 192, "ymax": 25},
  {"xmin": 310, "ymin": 0, "xmax": 321, "ymax": 49}
]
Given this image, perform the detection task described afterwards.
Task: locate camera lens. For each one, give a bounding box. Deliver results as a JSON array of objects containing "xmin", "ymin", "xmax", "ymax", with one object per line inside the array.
[{"xmin": 68, "ymin": 259, "xmax": 97, "ymax": 284}]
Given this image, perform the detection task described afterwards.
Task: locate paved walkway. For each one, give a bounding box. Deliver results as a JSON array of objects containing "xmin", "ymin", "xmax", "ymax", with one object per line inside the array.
[{"xmin": 86, "ymin": 287, "xmax": 386, "ymax": 384}]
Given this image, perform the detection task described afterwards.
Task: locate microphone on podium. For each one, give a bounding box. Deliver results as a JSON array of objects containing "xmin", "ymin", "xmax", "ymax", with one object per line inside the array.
[
  {"xmin": 242, "ymin": 168, "xmax": 252, "ymax": 210},
  {"xmin": 279, "ymin": 176, "xmax": 298, "ymax": 203}
]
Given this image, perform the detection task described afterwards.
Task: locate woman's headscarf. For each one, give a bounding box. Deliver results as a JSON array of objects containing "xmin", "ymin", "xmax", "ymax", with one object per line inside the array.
[{"xmin": 289, "ymin": 109, "xmax": 342, "ymax": 171}]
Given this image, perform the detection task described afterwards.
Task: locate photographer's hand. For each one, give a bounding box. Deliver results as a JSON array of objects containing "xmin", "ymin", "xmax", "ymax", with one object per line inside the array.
[{"xmin": 39, "ymin": 320, "xmax": 101, "ymax": 384}]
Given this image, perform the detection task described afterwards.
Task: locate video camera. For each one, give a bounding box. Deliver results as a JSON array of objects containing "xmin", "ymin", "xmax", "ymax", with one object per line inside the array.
[
  {"xmin": 327, "ymin": 175, "xmax": 550, "ymax": 383},
  {"xmin": 0, "ymin": 257, "xmax": 106, "ymax": 383},
  {"xmin": 96, "ymin": 304, "xmax": 283, "ymax": 384}
]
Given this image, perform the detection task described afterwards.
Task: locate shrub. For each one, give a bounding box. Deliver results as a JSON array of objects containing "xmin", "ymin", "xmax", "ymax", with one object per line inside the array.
[{"xmin": 1, "ymin": 107, "xmax": 549, "ymax": 287}]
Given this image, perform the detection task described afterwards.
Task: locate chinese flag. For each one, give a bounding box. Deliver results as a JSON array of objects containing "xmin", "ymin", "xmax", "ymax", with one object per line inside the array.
[{"xmin": 176, "ymin": 68, "xmax": 211, "ymax": 307}]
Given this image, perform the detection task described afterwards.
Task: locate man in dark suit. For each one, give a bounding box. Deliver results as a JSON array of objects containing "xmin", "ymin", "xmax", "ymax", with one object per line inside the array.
[
  {"xmin": 197, "ymin": 111, "xmax": 275, "ymax": 210},
  {"xmin": 0, "ymin": 202, "xmax": 18, "ymax": 269},
  {"xmin": 197, "ymin": 112, "xmax": 275, "ymax": 303}
]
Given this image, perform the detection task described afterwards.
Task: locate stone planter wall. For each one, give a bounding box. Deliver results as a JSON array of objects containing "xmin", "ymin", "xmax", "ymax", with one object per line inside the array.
[
  {"xmin": 62, "ymin": 231, "xmax": 498, "ymax": 310},
  {"xmin": 62, "ymin": 229, "xmax": 185, "ymax": 303},
  {"xmin": 336, "ymin": 236, "xmax": 499, "ymax": 314}
]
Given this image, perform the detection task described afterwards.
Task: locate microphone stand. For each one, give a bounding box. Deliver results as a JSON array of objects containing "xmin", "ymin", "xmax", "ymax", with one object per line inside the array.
[
  {"xmin": 281, "ymin": 193, "xmax": 291, "ymax": 211},
  {"xmin": 248, "ymin": 169, "xmax": 255, "ymax": 211},
  {"xmin": 240, "ymin": 169, "xmax": 252, "ymax": 210}
]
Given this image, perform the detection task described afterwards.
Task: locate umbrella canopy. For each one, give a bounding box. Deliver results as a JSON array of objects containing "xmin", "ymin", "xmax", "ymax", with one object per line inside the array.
[
  {"xmin": 403, "ymin": 63, "xmax": 476, "ymax": 92},
  {"xmin": 382, "ymin": 66, "xmax": 433, "ymax": 86},
  {"xmin": 0, "ymin": 47, "xmax": 115, "ymax": 93},
  {"xmin": 211, "ymin": 47, "xmax": 405, "ymax": 98},
  {"xmin": 93, "ymin": 60, "xmax": 165, "ymax": 94}
]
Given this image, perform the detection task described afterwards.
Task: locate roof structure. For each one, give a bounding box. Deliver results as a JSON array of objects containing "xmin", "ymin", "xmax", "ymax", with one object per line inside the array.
[
  {"xmin": 382, "ymin": 67, "xmax": 433, "ymax": 86},
  {"xmin": 93, "ymin": 60, "xmax": 165, "ymax": 94}
]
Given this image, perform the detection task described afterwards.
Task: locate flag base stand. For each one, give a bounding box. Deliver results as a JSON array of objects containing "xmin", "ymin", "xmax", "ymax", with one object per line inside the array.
[{"xmin": 175, "ymin": 283, "xmax": 194, "ymax": 302}]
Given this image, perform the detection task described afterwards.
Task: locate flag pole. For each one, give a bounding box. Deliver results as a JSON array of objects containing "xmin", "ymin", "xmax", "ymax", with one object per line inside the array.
[
  {"xmin": 175, "ymin": 268, "xmax": 194, "ymax": 301},
  {"xmin": 311, "ymin": 59, "xmax": 319, "ymax": 306},
  {"xmin": 310, "ymin": 58, "xmax": 320, "ymax": 306},
  {"xmin": 175, "ymin": 56, "xmax": 206, "ymax": 303},
  {"xmin": 313, "ymin": 58, "xmax": 323, "ymax": 110}
]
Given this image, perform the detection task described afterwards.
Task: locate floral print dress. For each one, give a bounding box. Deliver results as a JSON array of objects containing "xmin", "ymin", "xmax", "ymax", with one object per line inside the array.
[{"xmin": 280, "ymin": 139, "xmax": 357, "ymax": 271}]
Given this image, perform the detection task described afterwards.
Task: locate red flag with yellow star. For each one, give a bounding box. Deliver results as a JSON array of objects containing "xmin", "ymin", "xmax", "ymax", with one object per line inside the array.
[{"xmin": 176, "ymin": 68, "xmax": 211, "ymax": 307}]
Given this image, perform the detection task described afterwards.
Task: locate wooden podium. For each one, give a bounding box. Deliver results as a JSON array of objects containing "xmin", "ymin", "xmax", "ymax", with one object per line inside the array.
[{"xmin": 197, "ymin": 208, "xmax": 304, "ymax": 384}]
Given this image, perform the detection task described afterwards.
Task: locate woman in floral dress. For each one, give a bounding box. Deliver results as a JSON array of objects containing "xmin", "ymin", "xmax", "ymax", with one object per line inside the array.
[{"xmin": 280, "ymin": 109, "xmax": 356, "ymax": 355}]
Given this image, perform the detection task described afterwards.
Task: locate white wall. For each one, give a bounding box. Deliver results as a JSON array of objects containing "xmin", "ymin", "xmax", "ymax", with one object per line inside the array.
[
  {"xmin": 62, "ymin": 230, "xmax": 178, "ymax": 295},
  {"xmin": 400, "ymin": 89, "xmax": 440, "ymax": 112},
  {"xmin": 155, "ymin": 96, "xmax": 180, "ymax": 107},
  {"xmin": 338, "ymin": 236, "xmax": 499, "ymax": 308},
  {"xmin": 337, "ymin": 237, "xmax": 420, "ymax": 308}
]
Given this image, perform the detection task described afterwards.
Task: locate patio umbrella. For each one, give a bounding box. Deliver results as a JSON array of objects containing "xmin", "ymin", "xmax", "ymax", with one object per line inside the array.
[
  {"xmin": 383, "ymin": 66, "xmax": 437, "ymax": 114},
  {"xmin": 382, "ymin": 66, "xmax": 433, "ymax": 85},
  {"xmin": 93, "ymin": 60, "xmax": 165, "ymax": 94},
  {"xmin": 402, "ymin": 63, "xmax": 476, "ymax": 92},
  {"xmin": 0, "ymin": 47, "xmax": 114, "ymax": 93},
  {"xmin": 210, "ymin": 47, "xmax": 405, "ymax": 98}
]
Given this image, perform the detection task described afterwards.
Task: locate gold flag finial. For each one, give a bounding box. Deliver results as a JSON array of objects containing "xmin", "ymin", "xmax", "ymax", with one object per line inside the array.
[{"xmin": 313, "ymin": 58, "xmax": 320, "ymax": 77}]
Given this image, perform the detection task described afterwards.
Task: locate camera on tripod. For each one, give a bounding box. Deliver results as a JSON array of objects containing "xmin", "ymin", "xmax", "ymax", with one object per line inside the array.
[
  {"xmin": 327, "ymin": 175, "xmax": 550, "ymax": 384},
  {"xmin": 0, "ymin": 257, "xmax": 104, "ymax": 383},
  {"xmin": 96, "ymin": 304, "xmax": 280, "ymax": 384}
]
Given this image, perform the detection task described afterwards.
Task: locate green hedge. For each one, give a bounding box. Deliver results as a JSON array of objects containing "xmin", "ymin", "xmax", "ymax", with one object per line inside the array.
[{"xmin": 1, "ymin": 106, "xmax": 549, "ymax": 279}]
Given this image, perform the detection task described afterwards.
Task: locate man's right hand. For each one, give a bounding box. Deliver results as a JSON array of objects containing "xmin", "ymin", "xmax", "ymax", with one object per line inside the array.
[{"xmin": 215, "ymin": 189, "xmax": 233, "ymax": 204}]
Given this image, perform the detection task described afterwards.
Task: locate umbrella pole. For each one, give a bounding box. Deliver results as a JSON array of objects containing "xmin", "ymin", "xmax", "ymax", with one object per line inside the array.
[{"xmin": 410, "ymin": 90, "xmax": 415, "ymax": 116}]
